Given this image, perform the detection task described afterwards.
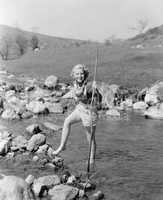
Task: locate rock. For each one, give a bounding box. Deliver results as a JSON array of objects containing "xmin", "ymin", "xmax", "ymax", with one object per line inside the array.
[
  {"xmin": 52, "ymin": 156, "xmax": 64, "ymax": 167},
  {"xmin": 33, "ymin": 155, "xmax": 39, "ymax": 162},
  {"xmin": 106, "ymin": 109, "xmax": 120, "ymax": 117},
  {"xmin": 0, "ymin": 96, "xmax": 4, "ymax": 108},
  {"xmin": 47, "ymin": 147, "xmax": 55, "ymax": 157},
  {"xmin": 5, "ymin": 90, "xmax": 15, "ymax": 99},
  {"xmin": 145, "ymin": 93, "xmax": 158, "ymax": 105},
  {"xmin": 60, "ymin": 171, "xmax": 71, "ymax": 184},
  {"xmin": 0, "ymin": 125, "xmax": 8, "ymax": 131},
  {"xmin": 92, "ymin": 191, "xmax": 104, "ymax": 200},
  {"xmin": 44, "ymin": 75, "xmax": 58, "ymax": 89},
  {"xmin": 21, "ymin": 111, "xmax": 33, "ymax": 119},
  {"xmin": 29, "ymin": 87, "xmax": 50, "ymax": 100},
  {"xmin": 26, "ymin": 124, "xmax": 42, "ymax": 135},
  {"xmin": 1, "ymin": 108, "xmax": 20, "ymax": 120},
  {"xmin": 25, "ymin": 174, "xmax": 35, "ymax": 185},
  {"xmin": 26, "ymin": 100, "xmax": 47, "ymax": 114},
  {"xmin": 133, "ymin": 101, "xmax": 148, "ymax": 110},
  {"xmin": 144, "ymin": 81, "xmax": 163, "ymax": 105},
  {"xmin": 0, "ymin": 130, "xmax": 12, "ymax": 140},
  {"xmin": 36, "ymin": 144, "xmax": 48, "ymax": 154},
  {"xmin": 78, "ymin": 189, "xmax": 85, "ymax": 198},
  {"xmin": 55, "ymin": 91, "xmax": 63, "ymax": 97},
  {"xmin": 40, "ymin": 158, "xmax": 48, "ymax": 165},
  {"xmin": 27, "ymin": 133, "xmax": 46, "ymax": 151},
  {"xmin": 25, "ymin": 85, "xmax": 35, "ymax": 92},
  {"xmin": 33, "ymin": 175, "xmax": 60, "ymax": 197},
  {"xmin": 6, "ymin": 152, "xmax": 15, "ymax": 158},
  {"xmin": 124, "ymin": 98, "xmax": 133, "ymax": 108},
  {"xmin": 67, "ymin": 175, "xmax": 76, "ymax": 184},
  {"xmin": 44, "ymin": 102, "xmax": 63, "ymax": 113},
  {"xmin": 43, "ymin": 122, "xmax": 62, "ymax": 131},
  {"xmin": 0, "ymin": 139, "xmax": 10, "ymax": 155},
  {"xmin": 144, "ymin": 104, "xmax": 163, "ymax": 119},
  {"xmin": 0, "ymin": 175, "xmax": 33, "ymax": 200},
  {"xmin": 109, "ymin": 84, "xmax": 119, "ymax": 94},
  {"xmin": 0, "ymin": 70, "xmax": 7, "ymax": 74},
  {"xmin": 45, "ymin": 162, "xmax": 56, "ymax": 169},
  {"xmin": 11, "ymin": 135, "xmax": 28, "ymax": 151},
  {"xmin": 49, "ymin": 184, "xmax": 79, "ymax": 200}
]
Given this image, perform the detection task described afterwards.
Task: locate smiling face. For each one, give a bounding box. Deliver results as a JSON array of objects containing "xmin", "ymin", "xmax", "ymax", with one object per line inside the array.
[{"xmin": 73, "ymin": 68, "xmax": 85, "ymax": 84}]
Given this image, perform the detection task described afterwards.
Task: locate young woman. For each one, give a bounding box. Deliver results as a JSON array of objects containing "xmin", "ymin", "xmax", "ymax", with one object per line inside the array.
[{"xmin": 52, "ymin": 64, "xmax": 102, "ymax": 165}]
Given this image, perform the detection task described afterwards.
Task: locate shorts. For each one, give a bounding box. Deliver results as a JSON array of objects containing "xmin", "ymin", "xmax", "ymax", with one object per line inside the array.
[{"xmin": 74, "ymin": 104, "xmax": 98, "ymax": 127}]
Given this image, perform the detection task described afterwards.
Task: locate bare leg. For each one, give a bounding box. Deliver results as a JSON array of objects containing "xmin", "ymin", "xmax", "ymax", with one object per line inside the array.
[
  {"xmin": 53, "ymin": 109, "xmax": 81, "ymax": 155},
  {"xmin": 85, "ymin": 126, "xmax": 96, "ymax": 165}
]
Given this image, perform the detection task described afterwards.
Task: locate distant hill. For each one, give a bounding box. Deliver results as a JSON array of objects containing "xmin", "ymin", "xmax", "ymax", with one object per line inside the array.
[
  {"xmin": 128, "ymin": 24, "xmax": 163, "ymax": 46},
  {"xmin": 1, "ymin": 24, "xmax": 163, "ymax": 88},
  {"xmin": 0, "ymin": 24, "xmax": 96, "ymax": 59}
]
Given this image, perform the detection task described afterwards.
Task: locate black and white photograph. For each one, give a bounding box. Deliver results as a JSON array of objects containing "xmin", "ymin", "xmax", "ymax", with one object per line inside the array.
[{"xmin": 0, "ymin": 0, "xmax": 163, "ymax": 199}]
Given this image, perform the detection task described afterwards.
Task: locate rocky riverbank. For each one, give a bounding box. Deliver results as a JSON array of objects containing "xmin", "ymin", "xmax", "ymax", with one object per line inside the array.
[{"xmin": 1, "ymin": 69, "xmax": 163, "ymax": 199}]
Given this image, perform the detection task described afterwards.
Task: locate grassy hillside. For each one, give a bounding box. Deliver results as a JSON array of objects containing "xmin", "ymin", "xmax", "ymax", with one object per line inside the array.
[{"xmin": 1, "ymin": 25, "xmax": 163, "ymax": 88}]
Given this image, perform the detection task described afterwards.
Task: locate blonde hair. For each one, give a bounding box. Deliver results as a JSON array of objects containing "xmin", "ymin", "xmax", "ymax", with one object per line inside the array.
[{"xmin": 71, "ymin": 64, "xmax": 89, "ymax": 80}]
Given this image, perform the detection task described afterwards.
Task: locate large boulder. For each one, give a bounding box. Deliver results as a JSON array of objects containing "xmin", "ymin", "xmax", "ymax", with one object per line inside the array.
[
  {"xmin": 0, "ymin": 138, "xmax": 10, "ymax": 155},
  {"xmin": 0, "ymin": 175, "xmax": 33, "ymax": 200},
  {"xmin": 36, "ymin": 144, "xmax": 49, "ymax": 154},
  {"xmin": 11, "ymin": 135, "xmax": 28, "ymax": 151},
  {"xmin": 28, "ymin": 87, "xmax": 51, "ymax": 100},
  {"xmin": 43, "ymin": 122, "xmax": 62, "ymax": 132},
  {"xmin": 27, "ymin": 133, "xmax": 46, "ymax": 151},
  {"xmin": 1, "ymin": 108, "xmax": 20, "ymax": 120},
  {"xmin": 5, "ymin": 90, "xmax": 15, "ymax": 100},
  {"xmin": 0, "ymin": 130, "xmax": 12, "ymax": 140},
  {"xmin": 106, "ymin": 109, "xmax": 120, "ymax": 117},
  {"xmin": 144, "ymin": 103, "xmax": 163, "ymax": 119},
  {"xmin": 133, "ymin": 101, "xmax": 148, "ymax": 110},
  {"xmin": 44, "ymin": 75, "xmax": 58, "ymax": 89},
  {"xmin": 33, "ymin": 175, "xmax": 60, "ymax": 197},
  {"xmin": 49, "ymin": 184, "xmax": 79, "ymax": 200},
  {"xmin": 26, "ymin": 124, "xmax": 42, "ymax": 135},
  {"xmin": 144, "ymin": 81, "xmax": 163, "ymax": 105},
  {"xmin": 4, "ymin": 96, "xmax": 26, "ymax": 116},
  {"xmin": 26, "ymin": 100, "xmax": 47, "ymax": 114},
  {"xmin": 44, "ymin": 102, "xmax": 63, "ymax": 113}
]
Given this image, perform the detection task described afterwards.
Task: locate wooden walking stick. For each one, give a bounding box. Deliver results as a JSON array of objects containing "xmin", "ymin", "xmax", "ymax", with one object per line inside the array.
[{"xmin": 87, "ymin": 48, "xmax": 99, "ymax": 180}]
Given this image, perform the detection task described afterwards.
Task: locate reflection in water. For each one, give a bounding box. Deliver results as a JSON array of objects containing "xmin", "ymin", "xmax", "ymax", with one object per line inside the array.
[{"xmin": 1, "ymin": 111, "xmax": 163, "ymax": 199}]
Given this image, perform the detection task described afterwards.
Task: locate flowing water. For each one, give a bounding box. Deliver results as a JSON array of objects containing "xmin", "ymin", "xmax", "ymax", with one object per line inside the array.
[{"xmin": 1, "ymin": 110, "xmax": 163, "ymax": 200}]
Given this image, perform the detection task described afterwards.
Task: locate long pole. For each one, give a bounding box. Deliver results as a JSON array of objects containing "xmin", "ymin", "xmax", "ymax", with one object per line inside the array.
[{"xmin": 87, "ymin": 48, "xmax": 99, "ymax": 179}]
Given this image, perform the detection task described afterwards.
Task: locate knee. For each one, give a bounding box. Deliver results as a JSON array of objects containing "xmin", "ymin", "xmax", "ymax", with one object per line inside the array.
[{"xmin": 64, "ymin": 118, "xmax": 72, "ymax": 127}]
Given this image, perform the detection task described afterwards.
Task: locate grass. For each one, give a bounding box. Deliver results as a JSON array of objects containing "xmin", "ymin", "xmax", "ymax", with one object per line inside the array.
[{"xmin": 1, "ymin": 25, "xmax": 163, "ymax": 88}]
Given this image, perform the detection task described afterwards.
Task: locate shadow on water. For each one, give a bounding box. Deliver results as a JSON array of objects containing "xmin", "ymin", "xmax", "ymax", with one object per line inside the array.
[{"xmin": 1, "ymin": 111, "xmax": 163, "ymax": 199}]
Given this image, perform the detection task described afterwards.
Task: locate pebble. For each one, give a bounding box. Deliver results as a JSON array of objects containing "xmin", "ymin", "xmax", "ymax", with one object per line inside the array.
[
  {"xmin": 45, "ymin": 163, "xmax": 56, "ymax": 169},
  {"xmin": 92, "ymin": 191, "xmax": 104, "ymax": 200},
  {"xmin": 33, "ymin": 155, "xmax": 39, "ymax": 162}
]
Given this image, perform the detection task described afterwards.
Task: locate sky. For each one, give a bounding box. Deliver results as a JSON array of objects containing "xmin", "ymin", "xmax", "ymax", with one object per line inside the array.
[{"xmin": 0, "ymin": 0, "xmax": 163, "ymax": 42}]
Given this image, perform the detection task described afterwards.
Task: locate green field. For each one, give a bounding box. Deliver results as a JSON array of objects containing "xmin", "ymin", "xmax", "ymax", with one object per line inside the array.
[{"xmin": 1, "ymin": 25, "xmax": 163, "ymax": 88}]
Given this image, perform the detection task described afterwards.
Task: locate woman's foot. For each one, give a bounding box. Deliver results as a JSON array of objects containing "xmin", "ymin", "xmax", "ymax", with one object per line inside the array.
[
  {"xmin": 52, "ymin": 149, "xmax": 61, "ymax": 156},
  {"xmin": 52, "ymin": 145, "xmax": 66, "ymax": 156}
]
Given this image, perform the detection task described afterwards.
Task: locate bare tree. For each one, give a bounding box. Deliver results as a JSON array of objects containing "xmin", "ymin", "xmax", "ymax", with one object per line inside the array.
[
  {"xmin": 15, "ymin": 33, "xmax": 28, "ymax": 56},
  {"xmin": 0, "ymin": 35, "xmax": 12, "ymax": 60},
  {"xmin": 129, "ymin": 18, "xmax": 149, "ymax": 34},
  {"xmin": 31, "ymin": 35, "xmax": 39, "ymax": 50}
]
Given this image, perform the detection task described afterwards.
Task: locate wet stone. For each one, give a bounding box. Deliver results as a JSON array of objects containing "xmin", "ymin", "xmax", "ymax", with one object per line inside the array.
[{"xmin": 26, "ymin": 123, "xmax": 42, "ymax": 135}]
